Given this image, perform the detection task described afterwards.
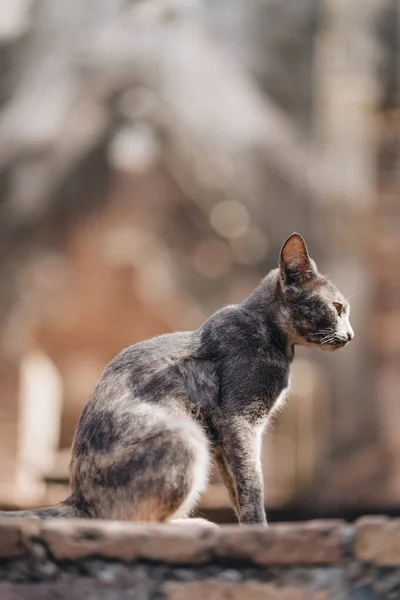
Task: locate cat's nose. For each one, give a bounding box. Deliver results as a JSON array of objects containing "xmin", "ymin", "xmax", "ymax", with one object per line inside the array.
[{"xmin": 347, "ymin": 330, "xmax": 354, "ymax": 341}]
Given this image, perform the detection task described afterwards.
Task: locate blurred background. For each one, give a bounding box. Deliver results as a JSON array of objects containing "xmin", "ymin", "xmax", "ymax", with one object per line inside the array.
[{"xmin": 0, "ymin": 0, "xmax": 398, "ymax": 522}]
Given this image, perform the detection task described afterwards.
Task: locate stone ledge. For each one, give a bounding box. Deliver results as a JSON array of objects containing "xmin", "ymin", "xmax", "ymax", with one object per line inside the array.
[
  {"xmin": 0, "ymin": 520, "xmax": 40, "ymax": 558},
  {"xmin": 355, "ymin": 515, "xmax": 400, "ymax": 566},
  {"xmin": 0, "ymin": 518, "xmax": 343, "ymax": 565},
  {"xmin": 1, "ymin": 517, "xmax": 400, "ymax": 598},
  {"xmin": 163, "ymin": 580, "xmax": 329, "ymax": 600}
]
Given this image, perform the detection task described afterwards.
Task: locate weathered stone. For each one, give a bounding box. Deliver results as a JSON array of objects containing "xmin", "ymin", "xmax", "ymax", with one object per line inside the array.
[
  {"xmin": 5, "ymin": 518, "xmax": 400, "ymax": 596},
  {"xmin": 39, "ymin": 519, "xmax": 343, "ymax": 565},
  {"xmin": 41, "ymin": 519, "xmax": 218, "ymax": 563},
  {"xmin": 0, "ymin": 578, "xmax": 150, "ymax": 600},
  {"xmin": 0, "ymin": 519, "xmax": 39, "ymax": 558},
  {"xmin": 355, "ymin": 516, "xmax": 400, "ymax": 566},
  {"xmin": 215, "ymin": 521, "xmax": 343, "ymax": 565},
  {"xmin": 164, "ymin": 580, "xmax": 328, "ymax": 600}
]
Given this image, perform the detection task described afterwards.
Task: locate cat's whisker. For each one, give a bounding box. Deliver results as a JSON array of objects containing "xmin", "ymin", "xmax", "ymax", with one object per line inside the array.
[
  {"xmin": 320, "ymin": 333, "xmax": 335, "ymax": 342},
  {"xmin": 319, "ymin": 333, "xmax": 338, "ymax": 345}
]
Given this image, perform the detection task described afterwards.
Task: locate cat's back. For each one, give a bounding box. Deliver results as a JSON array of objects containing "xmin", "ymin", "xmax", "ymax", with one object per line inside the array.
[
  {"xmin": 109, "ymin": 330, "xmax": 198, "ymax": 373},
  {"xmin": 90, "ymin": 331, "xmax": 201, "ymax": 408}
]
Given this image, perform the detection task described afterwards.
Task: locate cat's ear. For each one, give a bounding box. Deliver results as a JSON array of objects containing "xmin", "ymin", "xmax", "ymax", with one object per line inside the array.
[{"xmin": 279, "ymin": 233, "xmax": 316, "ymax": 287}]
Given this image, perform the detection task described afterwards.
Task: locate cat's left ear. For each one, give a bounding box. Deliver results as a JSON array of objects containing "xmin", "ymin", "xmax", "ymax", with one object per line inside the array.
[{"xmin": 279, "ymin": 233, "xmax": 317, "ymax": 287}]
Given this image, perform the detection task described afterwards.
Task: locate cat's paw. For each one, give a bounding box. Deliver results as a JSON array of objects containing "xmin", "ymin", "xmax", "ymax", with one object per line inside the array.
[{"xmin": 169, "ymin": 517, "xmax": 219, "ymax": 529}]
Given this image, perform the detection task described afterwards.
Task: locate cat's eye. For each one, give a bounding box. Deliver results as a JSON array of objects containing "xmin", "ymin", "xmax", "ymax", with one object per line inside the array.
[{"xmin": 333, "ymin": 302, "xmax": 343, "ymax": 317}]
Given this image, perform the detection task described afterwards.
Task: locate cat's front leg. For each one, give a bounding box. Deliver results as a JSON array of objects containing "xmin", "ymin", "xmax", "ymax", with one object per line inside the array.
[
  {"xmin": 220, "ymin": 418, "xmax": 267, "ymax": 525},
  {"xmin": 213, "ymin": 447, "xmax": 240, "ymax": 519}
]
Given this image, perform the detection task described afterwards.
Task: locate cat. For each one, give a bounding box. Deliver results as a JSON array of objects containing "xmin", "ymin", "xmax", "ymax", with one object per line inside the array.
[{"xmin": 1, "ymin": 233, "xmax": 353, "ymax": 524}]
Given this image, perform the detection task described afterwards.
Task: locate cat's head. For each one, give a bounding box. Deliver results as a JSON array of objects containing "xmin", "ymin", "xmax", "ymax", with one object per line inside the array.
[{"xmin": 278, "ymin": 233, "xmax": 354, "ymax": 351}]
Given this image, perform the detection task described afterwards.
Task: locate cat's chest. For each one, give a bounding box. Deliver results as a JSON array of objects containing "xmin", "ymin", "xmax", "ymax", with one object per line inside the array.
[
  {"xmin": 256, "ymin": 355, "xmax": 290, "ymax": 396},
  {"xmin": 268, "ymin": 383, "xmax": 291, "ymax": 418},
  {"xmin": 239, "ymin": 360, "xmax": 291, "ymax": 421}
]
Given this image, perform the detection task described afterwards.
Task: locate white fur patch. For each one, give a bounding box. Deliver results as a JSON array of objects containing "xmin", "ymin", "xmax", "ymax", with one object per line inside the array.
[
  {"xmin": 268, "ymin": 379, "xmax": 291, "ymax": 424},
  {"xmin": 171, "ymin": 421, "xmax": 210, "ymax": 519}
]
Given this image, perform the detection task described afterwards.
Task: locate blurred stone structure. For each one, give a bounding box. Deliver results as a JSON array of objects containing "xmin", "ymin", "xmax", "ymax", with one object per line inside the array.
[
  {"xmin": 0, "ymin": 0, "xmax": 398, "ymax": 518},
  {"xmin": 374, "ymin": 108, "xmax": 400, "ymax": 501}
]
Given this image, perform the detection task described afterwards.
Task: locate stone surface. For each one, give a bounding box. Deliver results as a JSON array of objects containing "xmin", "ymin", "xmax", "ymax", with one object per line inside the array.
[
  {"xmin": 164, "ymin": 580, "xmax": 328, "ymax": 600},
  {"xmin": 216, "ymin": 521, "xmax": 343, "ymax": 565},
  {"xmin": 0, "ymin": 519, "xmax": 39, "ymax": 558},
  {"xmin": 39, "ymin": 519, "xmax": 343, "ymax": 565},
  {"xmin": 355, "ymin": 516, "xmax": 400, "ymax": 566},
  {"xmin": 41, "ymin": 519, "xmax": 219, "ymax": 563},
  {"xmin": 0, "ymin": 517, "xmax": 399, "ymax": 598},
  {"xmin": 0, "ymin": 578, "xmax": 151, "ymax": 600}
]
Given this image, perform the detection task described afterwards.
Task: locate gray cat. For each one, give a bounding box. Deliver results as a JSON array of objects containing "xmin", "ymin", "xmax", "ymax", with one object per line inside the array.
[{"xmin": 2, "ymin": 233, "xmax": 353, "ymax": 524}]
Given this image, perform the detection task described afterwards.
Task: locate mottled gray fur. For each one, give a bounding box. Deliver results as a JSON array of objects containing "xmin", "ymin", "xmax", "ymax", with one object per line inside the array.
[{"xmin": 2, "ymin": 234, "xmax": 353, "ymax": 524}]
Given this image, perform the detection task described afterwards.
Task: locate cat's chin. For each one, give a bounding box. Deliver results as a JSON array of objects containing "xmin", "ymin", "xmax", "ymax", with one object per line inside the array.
[
  {"xmin": 296, "ymin": 339, "xmax": 345, "ymax": 352},
  {"xmin": 291, "ymin": 336, "xmax": 348, "ymax": 353},
  {"xmin": 319, "ymin": 344, "xmax": 342, "ymax": 352},
  {"xmin": 319, "ymin": 342, "xmax": 348, "ymax": 352}
]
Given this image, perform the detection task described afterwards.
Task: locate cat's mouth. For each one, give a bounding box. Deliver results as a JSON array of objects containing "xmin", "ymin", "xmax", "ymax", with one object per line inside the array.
[{"xmin": 303, "ymin": 333, "xmax": 349, "ymax": 351}]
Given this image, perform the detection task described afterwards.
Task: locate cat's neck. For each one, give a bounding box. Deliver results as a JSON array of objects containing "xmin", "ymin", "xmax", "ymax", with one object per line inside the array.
[{"xmin": 241, "ymin": 269, "xmax": 294, "ymax": 360}]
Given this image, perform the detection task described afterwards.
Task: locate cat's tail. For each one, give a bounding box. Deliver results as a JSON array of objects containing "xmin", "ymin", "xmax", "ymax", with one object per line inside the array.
[{"xmin": 0, "ymin": 497, "xmax": 82, "ymax": 519}]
